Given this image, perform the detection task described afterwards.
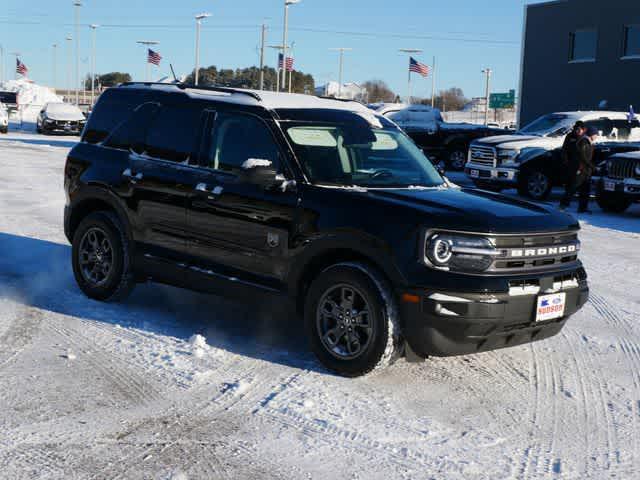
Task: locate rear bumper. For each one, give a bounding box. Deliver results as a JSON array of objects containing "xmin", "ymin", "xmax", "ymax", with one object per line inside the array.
[
  {"xmin": 401, "ymin": 270, "xmax": 589, "ymax": 357},
  {"xmin": 598, "ymin": 176, "xmax": 640, "ymax": 197}
]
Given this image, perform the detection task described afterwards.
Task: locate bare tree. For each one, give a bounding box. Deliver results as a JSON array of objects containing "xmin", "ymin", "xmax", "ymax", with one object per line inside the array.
[{"xmin": 362, "ymin": 80, "xmax": 397, "ymax": 103}]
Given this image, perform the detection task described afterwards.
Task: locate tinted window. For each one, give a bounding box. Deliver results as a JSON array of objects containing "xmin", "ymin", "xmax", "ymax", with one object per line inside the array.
[
  {"xmin": 207, "ymin": 112, "xmax": 280, "ymax": 173},
  {"xmin": 144, "ymin": 105, "xmax": 202, "ymax": 163},
  {"xmin": 104, "ymin": 102, "xmax": 160, "ymax": 151},
  {"xmin": 83, "ymin": 90, "xmax": 142, "ymax": 144},
  {"xmin": 623, "ymin": 25, "xmax": 640, "ymax": 58},
  {"xmin": 569, "ymin": 29, "xmax": 597, "ymax": 62}
]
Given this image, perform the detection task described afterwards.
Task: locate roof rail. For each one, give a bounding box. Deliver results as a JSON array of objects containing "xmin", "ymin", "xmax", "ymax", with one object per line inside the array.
[{"xmin": 119, "ymin": 81, "xmax": 262, "ymax": 102}]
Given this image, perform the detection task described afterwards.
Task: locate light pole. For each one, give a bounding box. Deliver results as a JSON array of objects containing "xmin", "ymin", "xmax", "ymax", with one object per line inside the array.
[
  {"xmin": 90, "ymin": 24, "xmax": 98, "ymax": 105},
  {"xmin": 73, "ymin": 1, "xmax": 82, "ymax": 105},
  {"xmin": 194, "ymin": 13, "xmax": 211, "ymax": 86},
  {"xmin": 329, "ymin": 48, "xmax": 352, "ymax": 98},
  {"xmin": 281, "ymin": 0, "xmax": 300, "ymax": 91},
  {"xmin": 0, "ymin": 44, "xmax": 4, "ymax": 84},
  {"xmin": 52, "ymin": 44, "xmax": 58, "ymax": 92},
  {"xmin": 268, "ymin": 44, "xmax": 286, "ymax": 91},
  {"xmin": 482, "ymin": 68, "xmax": 492, "ymax": 126},
  {"xmin": 259, "ymin": 23, "xmax": 267, "ymax": 91},
  {"xmin": 399, "ymin": 48, "xmax": 422, "ymax": 105},
  {"xmin": 136, "ymin": 40, "xmax": 159, "ymax": 82},
  {"xmin": 65, "ymin": 36, "xmax": 72, "ymax": 99}
]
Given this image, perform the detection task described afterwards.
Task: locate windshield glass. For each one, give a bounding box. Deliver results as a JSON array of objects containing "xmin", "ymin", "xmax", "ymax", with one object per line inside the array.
[
  {"xmin": 519, "ymin": 114, "xmax": 574, "ymax": 137},
  {"xmin": 284, "ymin": 124, "xmax": 444, "ymax": 188},
  {"xmin": 46, "ymin": 103, "xmax": 82, "ymax": 115}
]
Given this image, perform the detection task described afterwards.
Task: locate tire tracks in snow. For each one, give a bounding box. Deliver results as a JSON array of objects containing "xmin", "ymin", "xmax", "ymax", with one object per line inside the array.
[{"xmin": 0, "ymin": 305, "xmax": 43, "ymax": 369}]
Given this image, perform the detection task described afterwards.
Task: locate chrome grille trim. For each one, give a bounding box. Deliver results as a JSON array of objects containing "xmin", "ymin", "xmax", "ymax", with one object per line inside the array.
[
  {"xmin": 609, "ymin": 157, "xmax": 640, "ymax": 179},
  {"xmin": 469, "ymin": 144, "xmax": 497, "ymax": 167}
]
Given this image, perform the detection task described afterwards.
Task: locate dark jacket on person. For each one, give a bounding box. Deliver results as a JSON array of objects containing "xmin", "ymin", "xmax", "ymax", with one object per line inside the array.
[
  {"xmin": 561, "ymin": 131, "xmax": 583, "ymax": 170},
  {"xmin": 576, "ymin": 136, "xmax": 595, "ymax": 177}
]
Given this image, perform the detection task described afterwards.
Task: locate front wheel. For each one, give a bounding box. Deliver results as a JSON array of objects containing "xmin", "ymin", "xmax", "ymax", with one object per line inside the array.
[
  {"xmin": 304, "ymin": 263, "xmax": 402, "ymax": 377},
  {"xmin": 596, "ymin": 189, "xmax": 632, "ymax": 213},
  {"xmin": 72, "ymin": 211, "xmax": 135, "ymax": 302},
  {"xmin": 519, "ymin": 169, "xmax": 552, "ymax": 200}
]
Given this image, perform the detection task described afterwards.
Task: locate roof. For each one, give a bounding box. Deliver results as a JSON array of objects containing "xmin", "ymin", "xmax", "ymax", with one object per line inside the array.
[
  {"xmin": 554, "ymin": 111, "xmax": 634, "ymax": 121},
  {"xmin": 119, "ymin": 82, "xmax": 372, "ymax": 114}
]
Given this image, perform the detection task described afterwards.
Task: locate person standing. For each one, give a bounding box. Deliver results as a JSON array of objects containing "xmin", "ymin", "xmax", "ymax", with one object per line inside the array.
[{"xmin": 560, "ymin": 125, "xmax": 598, "ymax": 213}]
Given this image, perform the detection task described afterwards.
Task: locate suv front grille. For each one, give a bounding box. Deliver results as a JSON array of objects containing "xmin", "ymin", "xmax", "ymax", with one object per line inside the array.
[
  {"xmin": 469, "ymin": 144, "xmax": 497, "ymax": 167},
  {"xmin": 608, "ymin": 157, "xmax": 640, "ymax": 179},
  {"xmin": 487, "ymin": 231, "xmax": 580, "ymax": 274}
]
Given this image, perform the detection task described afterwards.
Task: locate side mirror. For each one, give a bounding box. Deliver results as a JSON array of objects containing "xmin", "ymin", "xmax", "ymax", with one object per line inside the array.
[{"xmin": 239, "ymin": 159, "xmax": 283, "ymax": 189}]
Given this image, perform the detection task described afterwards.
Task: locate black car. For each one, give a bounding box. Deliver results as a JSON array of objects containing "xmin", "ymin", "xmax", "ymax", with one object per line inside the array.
[
  {"xmin": 595, "ymin": 151, "xmax": 640, "ymax": 213},
  {"xmin": 64, "ymin": 83, "xmax": 589, "ymax": 376}
]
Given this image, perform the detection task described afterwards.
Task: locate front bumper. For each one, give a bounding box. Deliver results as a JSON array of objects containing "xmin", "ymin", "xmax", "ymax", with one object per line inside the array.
[
  {"xmin": 42, "ymin": 120, "xmax": 84, "ymax": 134},
  {"xmin": 598, "ymin": 176, "xmax": 640, "ymax": 197},
  {"xmin": 465, "ymin": 163, "xmax": 518, "ymax": 185},
  {"xmin": 401, "ymin": 270, "xmax": 589, "ymax": 357}
]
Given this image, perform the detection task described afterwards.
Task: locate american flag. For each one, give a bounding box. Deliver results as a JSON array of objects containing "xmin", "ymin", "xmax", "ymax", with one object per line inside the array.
[
  {"xmin": 278, "ymin": 53, "xmax": 284, "ymax": 70},
  {"xmin": 147, "ymin": 49, "xmax": 162, "ymax": 66},
  {"xmin": 285, "ymin": 57, "xmax": 294, "ymax": 72},
  {"xmin": 16, "ymin": 58, "xmax": 28, "ymax": 76},
  {"xmin": 409, "ymin": 57, "xmax": 430, "ymax": 77}
]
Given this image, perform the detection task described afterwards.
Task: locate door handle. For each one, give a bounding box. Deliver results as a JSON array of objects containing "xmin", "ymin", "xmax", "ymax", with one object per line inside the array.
[
  {"xmin": 195, "ymin": 183, "xmax": 223, "ymax": 196},
  {"xmin": 122, "ymin": 168, "xmax": 143, "ymax": 183}
]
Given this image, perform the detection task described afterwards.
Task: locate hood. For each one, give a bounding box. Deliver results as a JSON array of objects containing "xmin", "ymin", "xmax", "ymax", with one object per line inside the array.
[
  {"xmin": 363, "ymin": 187, "xmax": 578, "ymax": 233},
  {"xmin": 46, "ymin": 111, "xmax": 85, "ymax": 121},
  {"xmin": 475, "ymin": 134, "xmax": 563, "ymax": 150}
]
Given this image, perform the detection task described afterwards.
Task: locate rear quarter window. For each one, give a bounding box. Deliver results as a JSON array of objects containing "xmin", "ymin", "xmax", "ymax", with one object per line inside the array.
[
  {"xmin": 143, "ymin": 105, "xmax": 204, "ymax": 163},
  {"xmin": 82, "ymin": 89, "xmax": 146, "ymax": 144}
]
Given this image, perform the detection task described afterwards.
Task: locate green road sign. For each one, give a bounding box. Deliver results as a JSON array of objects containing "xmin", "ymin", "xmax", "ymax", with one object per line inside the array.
[{"xmin": 490, "ymin": 89, "xmax": 516, "ymax": 109}]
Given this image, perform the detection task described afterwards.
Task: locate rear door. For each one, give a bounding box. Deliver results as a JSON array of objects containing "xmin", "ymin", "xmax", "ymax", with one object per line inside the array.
[
  {"xmin": 125, "ymin": 102, "xmax": 207, "ymax": 266},
  {"xmin": 185, "ymin": 110, "xmax": 299, "ymax": 289}
]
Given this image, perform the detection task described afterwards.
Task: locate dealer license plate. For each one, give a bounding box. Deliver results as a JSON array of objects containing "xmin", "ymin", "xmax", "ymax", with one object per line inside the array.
[
  {"xmin": 535, "ymin": 293, "xmax": 566, "ymax": 322},
  {"xmin": 604, "ymin": 180, "xmax": 616, "ymax": 192},
  {"xmin": 469, "ymin": 169, "xmax": 480, "ymax": 178}
]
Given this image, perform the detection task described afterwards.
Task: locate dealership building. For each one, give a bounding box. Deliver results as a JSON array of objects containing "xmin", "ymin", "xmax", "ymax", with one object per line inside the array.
[{"xmin": 519, "ymin": 0, "xmax": 640, "ymax": 126}]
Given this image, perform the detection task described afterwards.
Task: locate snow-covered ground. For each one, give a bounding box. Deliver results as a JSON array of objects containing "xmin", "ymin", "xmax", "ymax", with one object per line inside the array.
[{"xmin": 0, "ymin": 130, "xmax": 639, "ymax": 480}]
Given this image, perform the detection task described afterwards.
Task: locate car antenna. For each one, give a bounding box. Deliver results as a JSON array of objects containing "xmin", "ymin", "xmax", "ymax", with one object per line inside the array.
[{"xmin": 169, "ymin": 64, "xmax": 179, "ymax": 84}]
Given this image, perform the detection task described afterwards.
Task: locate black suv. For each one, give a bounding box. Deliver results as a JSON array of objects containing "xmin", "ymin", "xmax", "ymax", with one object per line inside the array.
[
  {"xmin": 595, "ymin": 151, "xmax": 640, "ymax": 213},
  {"xmin": 64, "ymin": 83, "xmax": 589, "ymax": 376}
]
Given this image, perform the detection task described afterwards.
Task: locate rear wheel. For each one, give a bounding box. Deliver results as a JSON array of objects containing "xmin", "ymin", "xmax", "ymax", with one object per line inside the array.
[
  {"xmin": 596, "ymin": 189, "xmax": 632, "ymax": 213},
  {"xmin": 304, "ymin": 263, "xmax": 402, "ymax": 377},
  {"xmin": 447, "ymin": 146, "xmax": 467, "ymax": 171},
  {"xmin": 72, "ymin": 211, "xmax": 135, "ymax": 302},
  {"xmin": 519, "ymin": 169, "xmax": 552, "ymax": 200}
]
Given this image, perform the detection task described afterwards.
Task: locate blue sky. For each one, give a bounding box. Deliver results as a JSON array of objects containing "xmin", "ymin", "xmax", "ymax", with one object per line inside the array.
[{"xmin": 1, "ymin": 0, "xmax": 543, "ymax": 99}]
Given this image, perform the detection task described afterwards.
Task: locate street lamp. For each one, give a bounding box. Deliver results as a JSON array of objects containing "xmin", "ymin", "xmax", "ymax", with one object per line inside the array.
[
  {"xmin": 73, "ymin": 1, "xmax": 82, "ymax": 105},
  {"xmin": 136, "ymin": 40, "xmax": 159, "ymax": 82},
  {"xmin": 329, "ymin": 48, "xmax": 352, "ymax": 98},
  {"xmin": 482, "ymin": 68, "xmax": 492, "ymax": 126},
  {"xmin": 52, "ymin": 44, "xmax": 58, "ymax": 92},
  {"xmin": 399, "ymin": 48, "xmax": 423, "ymax": 105},
  {"xmin": 194, "ymin": 12, "xmax": 211, "ymax": 86},
  {"xmin": 281, "ymin": 0, "xmax": 300, "ymax": 91},
  {"xmin": 0, "ymin": 44, "xmax": 5, "ymax": 84},
  {"xmin": 65, "ymin": 36, "xmax": 72, "ymax": 99},
  {"xmin": 89, "ymin": 24, "xmax": 99, "ymax": 105}
]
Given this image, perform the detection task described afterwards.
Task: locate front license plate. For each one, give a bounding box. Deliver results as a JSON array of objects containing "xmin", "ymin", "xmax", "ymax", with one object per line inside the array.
[
  {"xmin": 536, "ymin": 293, "xmax": 566, "ymax": 322},
  {"xmin": 604, "ymin": 180, "xmax": 616, "ymax": 192},
  {"xmin": 470, "ymin": 169, "xmax": 480, "ymax": 178}
]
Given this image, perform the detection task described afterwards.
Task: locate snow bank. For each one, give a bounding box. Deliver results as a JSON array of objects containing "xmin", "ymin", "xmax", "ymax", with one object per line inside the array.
[{"xmin": 0, "ymin": 79, "xmax": 62, "ymax": 107}]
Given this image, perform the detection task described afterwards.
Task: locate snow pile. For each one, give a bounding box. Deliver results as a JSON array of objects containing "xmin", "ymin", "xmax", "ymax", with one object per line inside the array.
[
  {"xmin": 0, "ymin": 78, "xmax": 62, "ymax": 107},
  {"xmin": 242, "ymin": 159, "xmax": 272, "ymax": 169},
  {"xmin": 188, "ymin": 333, "xmax": 208, "ymax": 358}
]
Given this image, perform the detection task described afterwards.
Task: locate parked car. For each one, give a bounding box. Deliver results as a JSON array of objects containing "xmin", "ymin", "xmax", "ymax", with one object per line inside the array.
[
  {"xmin": 0, "ymin": 91, "xmax": 18, "ymax": 115},
  {"xmin": 375, "ymin": 104, "xmax": 512, "ymax": 170},
  {"xmin": 36, "ymin": 102, "xmax": 86, "ymax": 135},
  {"xmin": 64, "ymin": 82, "xmax": 589, "ymax": 376},
  {"xmin": 595, "ymin": 151, "xmax": 640, "ymax": 213},
  {"xmin": 0, "ymin": 103, "xmax": 8, "ymax": 134},
  {"xmin": 465, "ymin": 112, "xmax": 640, "ymax": 199}
]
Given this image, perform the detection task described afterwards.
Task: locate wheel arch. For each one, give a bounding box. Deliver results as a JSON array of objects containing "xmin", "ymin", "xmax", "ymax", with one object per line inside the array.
[{"xmin": 66, "ymin": 188, "xmax": 133, "ymax": 244}]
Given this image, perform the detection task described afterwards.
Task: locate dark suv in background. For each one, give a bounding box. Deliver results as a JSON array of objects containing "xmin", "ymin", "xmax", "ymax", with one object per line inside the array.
[{"xmin": 64, "ymin": 83, "xmax": 589, "ymax": 376}]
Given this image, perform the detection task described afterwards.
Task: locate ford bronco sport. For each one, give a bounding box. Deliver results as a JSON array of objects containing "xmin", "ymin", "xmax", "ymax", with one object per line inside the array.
[{"xmin": 64, "ymin": 83, "xmax": 589, "ymax": 376}]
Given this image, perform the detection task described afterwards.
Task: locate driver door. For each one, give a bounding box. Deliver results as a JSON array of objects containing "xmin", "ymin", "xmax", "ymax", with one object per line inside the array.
[{"xmin": 185, "ymin": 110, "xmax": 298, "ymax": 288}]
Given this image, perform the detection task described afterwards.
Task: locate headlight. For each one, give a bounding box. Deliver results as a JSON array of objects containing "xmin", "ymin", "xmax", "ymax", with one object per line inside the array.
[
  {"xmin": 424, "ymin": 232, "xmax": 497, "ymax": 273},
  {"xmin": 498, "ymin": 149, "xmax": 520, "ymax": 166}
]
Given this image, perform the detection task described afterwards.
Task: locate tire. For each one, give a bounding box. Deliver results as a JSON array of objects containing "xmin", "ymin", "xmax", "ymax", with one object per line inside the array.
[
  {"xmin": 36, "ymin": 124, "xmax": 42, "ymax": 134},
  {"xmin": 447, "ymin": 146, "xmax": 467, "ymax": 171},
  {"xmin": 519, "ymin": 169, "xmax": 552, "ymax": 200},
  {"xmin": 0, "ymin": 127, "xmax": 7, "ymax": 134},
  {"xmin": 304, "ymin": 262, "xmax": 402, "ymax": 377},
  {"xmin": 71, "ymin": 211, "xmax": 135, "ymax": 302},
  {"xmin": 596, "ymin": 189, "xmax": 632, "ymax": 213}
]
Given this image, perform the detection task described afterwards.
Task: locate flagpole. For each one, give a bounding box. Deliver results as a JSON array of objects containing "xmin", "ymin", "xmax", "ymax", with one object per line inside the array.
[
  {"xmin": 431, "ymin": 56, "xmax": 436, "ymax": 108},
  {"xmin": 408, "ymin": 69, "xmax": 412, "ymax": 105}
]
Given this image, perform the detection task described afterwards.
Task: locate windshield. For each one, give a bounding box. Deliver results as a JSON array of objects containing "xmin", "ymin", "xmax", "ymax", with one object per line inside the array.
[
  {"xmin": 284, "ymin": 123, "xmax": 444, "ymax": 188},
  {"xmin": 519, "ymin": 114, "xmax": 574, "ymax": 137},
  {"xmin": 46, "ymin": 103, "xmax": 82, "ymax": 115}
]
